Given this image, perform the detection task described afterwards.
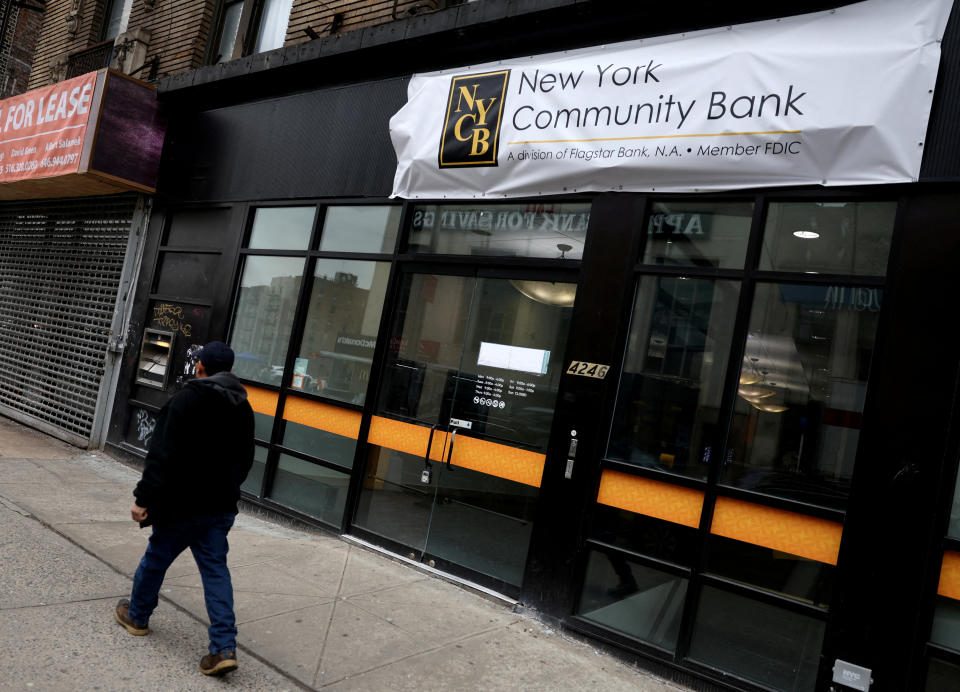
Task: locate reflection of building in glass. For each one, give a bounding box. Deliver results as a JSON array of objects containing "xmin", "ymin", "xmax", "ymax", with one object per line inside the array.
[
  {"xmin": 298, "ymin": 271, "xmax": 375, "ymax": 399},
  {"xmin": 231, "ymin": 273, "xmax": 301, "ymax": 382},
  {"xmin": 301, "ymin": 272, "xmax": 363, "ymax": 356}
]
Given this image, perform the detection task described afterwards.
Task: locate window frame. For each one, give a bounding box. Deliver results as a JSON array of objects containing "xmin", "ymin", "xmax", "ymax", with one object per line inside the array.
[
  {"xmin": 568, "ymin": 189, "xmax": 901, "ymax": 690},
  {"xmin": 100, "ymin": 0, "xmax": 132, "ymax": 41},
  {"xmin": 207, "ymin": 0, "xmax": 289, "ymax": 64},
  {"xmin": 225, "ymin": 199, "xmax": 402, "ymax": 522}
]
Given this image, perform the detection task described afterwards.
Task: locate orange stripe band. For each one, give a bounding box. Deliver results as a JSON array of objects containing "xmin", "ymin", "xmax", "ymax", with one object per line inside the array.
[
  {"xmin": 448, "ymin": 433, "xmax": 544, "ymax": 488},
  {"xmin": 283, "ymin": 397, "xmax": 362, "ymax": 439},
  {"xmin": 711, "ymin": 497, "xmax": 842, "ymax": 565},
  {"xmin": 938, "ymin": 551, "xmax": 960, "ymax": 600},
  {"xmin": 245, "ymin": 386, "xmax": 278, "ymax": 417},
  {"xmin": 367, "ymin": 416, "xmax": 544, "ymax": 487},
  {"xmin": 596, "ymin": 470, "xmax": 704, "ymax": 528},
  {"xmin": 368, "ymin": 416, "xmax": 440, "ymax": 458}
]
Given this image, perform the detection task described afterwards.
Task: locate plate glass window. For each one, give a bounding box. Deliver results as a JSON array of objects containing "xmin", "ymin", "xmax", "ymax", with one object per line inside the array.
[
  {"xmin": 931, "ymin": 591, "xmax": 960, "ymax": 651},
  {"xmin": 577, "ymin": 550, "xmax": 688, "ymax": 651},
  {"xmin": 705, "ymin": 533, "xmax": 834, "ymax": 606},
  {"xmin": 281, "ymin": 411, "xmax": 357, "ymax": 468},
  {"xmin": 268, "ymin": 453, "xmax": 350, "ymax": 525},
  {"xmin": 642, "ymin": 201, "xmax": 754, "ymax": 269},
  {"xmin": 927, "ymin": 658, "xmax": 960, "ymax": 691},
  {"xmin": 759, "ymin": 201, "xmax": 896, "ymax": 275},
  {"xmin": 723, "ymin": 283, "xmax": 882, "ymax": 509},
  {"xmin": 608, "ymin": 276, "xmax": 740, "ymax": 479},
  {"xmin": 248, "ymin": 206, "xmax": 315, "ymax": 250},
  {"xmin": 229, "ymin": 256, "xmax": 304, "ymax": 385},
  {"xmin": 292, "ymin": 259, "xmax": 390, "ymax": 404},
  {"xmin": 688, "ymin": 586, "xmax": 824, "ymax": 691},
  {"xmin": 241, "ymin": 445, "xmax": 269, "ymax": 495},
  {"xmin": 319, "ymin": 206, "xmax": 400, "ymax": 254},
  {"xmin": 408, "ymin": 203, "xmax": 589, "ymax": 259}
]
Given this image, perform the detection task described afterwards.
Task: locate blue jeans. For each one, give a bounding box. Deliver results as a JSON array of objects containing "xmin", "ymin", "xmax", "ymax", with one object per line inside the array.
[{"xmin": 127, "ymin": 513, "xmax": 238, "ymax": 654}]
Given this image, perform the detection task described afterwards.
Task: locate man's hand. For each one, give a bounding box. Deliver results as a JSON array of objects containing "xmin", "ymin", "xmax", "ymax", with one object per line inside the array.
[{"xmin": 131, "ymin": 503, "xmax": 148, "ymax": 523}]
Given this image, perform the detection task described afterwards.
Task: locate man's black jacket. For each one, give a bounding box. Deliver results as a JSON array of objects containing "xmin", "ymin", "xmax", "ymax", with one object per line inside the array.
[{"xmin": 134, "ymin": 371, "xmax": 255, "ymax": 524}]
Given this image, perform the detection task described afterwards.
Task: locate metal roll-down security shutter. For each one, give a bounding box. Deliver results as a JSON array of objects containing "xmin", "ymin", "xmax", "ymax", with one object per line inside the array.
[{"xmin": 0, "ymin": 195, "xmax": 137, "ymax": 443}]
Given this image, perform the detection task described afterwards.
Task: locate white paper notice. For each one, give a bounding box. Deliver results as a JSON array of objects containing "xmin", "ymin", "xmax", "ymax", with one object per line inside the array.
[{"xmin": 478, "ymin": 342, "xmax": 549, "ymax": 375}]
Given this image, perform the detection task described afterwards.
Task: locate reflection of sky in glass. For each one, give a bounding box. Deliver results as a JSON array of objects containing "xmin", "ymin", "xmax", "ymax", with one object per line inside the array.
[
  {"xmin": 241, "ymin": 256, "xmax": 304, "ymax": 287},
  {"xmin": 249, "ymin": 207, "xmax": 315, "ymax": 250},
  {"xmin": 320, "ymin": 206, "xmax": 400, "ymax": 253}
]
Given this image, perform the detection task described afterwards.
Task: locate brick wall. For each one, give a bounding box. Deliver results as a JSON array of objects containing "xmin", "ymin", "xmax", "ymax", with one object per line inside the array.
[
  {"xmin": 286, "ymin": 0, "xmax": 439, "ymax": 47},
  {"xmin": 2, "ymin": 5, "xmax": 44, "ymax": 96},
  {"xmin": 28, "ymin": 0, "xmax": 103, "ymax": 88},
  {"xmin": 28, "ymin": 0, "xmax": 212, "ymax": 88},
  {"xmin": 126, "ymin": 0, "xmax": 215, "ymax": 78},
  {"xmin": 27, "ymin": 0, "xmax": 446, "ymax": 89}
]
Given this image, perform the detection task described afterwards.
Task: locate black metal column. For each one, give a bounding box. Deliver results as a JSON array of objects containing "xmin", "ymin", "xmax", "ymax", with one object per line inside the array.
[{"xmin": 521, "ymin": 192, "xmax": 646, "ymax": 615}]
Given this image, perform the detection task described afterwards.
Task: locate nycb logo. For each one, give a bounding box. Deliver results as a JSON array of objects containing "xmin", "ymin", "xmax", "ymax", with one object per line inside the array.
[{"xmin": 439, "ymin": 70, "xmax": 509, "ymax": 168}]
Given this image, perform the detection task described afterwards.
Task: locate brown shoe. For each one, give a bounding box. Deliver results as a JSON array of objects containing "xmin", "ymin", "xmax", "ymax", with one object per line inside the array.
[
  {"xmin": 200, "ymin": 651, "xmax": 238, "ymax": 676},
  {"xmin": 114, "ymin": 599, "xmax": 148, "ymax": 636}
]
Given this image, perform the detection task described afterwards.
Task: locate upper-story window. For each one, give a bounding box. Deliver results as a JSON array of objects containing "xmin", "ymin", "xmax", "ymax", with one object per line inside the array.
[
  {"xmin": 101, "ymin": 0, "xmax": 132, "ymax": 41},
  {"xmin": 212, "ymin": 0, "xmax": 294, "ymax": 63}
]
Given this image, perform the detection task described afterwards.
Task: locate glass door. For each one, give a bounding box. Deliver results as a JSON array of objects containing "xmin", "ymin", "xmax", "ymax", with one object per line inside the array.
[{"xmin": 354, "ymin": 270, "xmax": 576, "ymax": 589}]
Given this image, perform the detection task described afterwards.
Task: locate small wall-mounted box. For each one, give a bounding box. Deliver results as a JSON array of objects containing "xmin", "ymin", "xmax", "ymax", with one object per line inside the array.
[{"xmin": 136, "ymin": 328, "xmax": 175, "ymax": 390}]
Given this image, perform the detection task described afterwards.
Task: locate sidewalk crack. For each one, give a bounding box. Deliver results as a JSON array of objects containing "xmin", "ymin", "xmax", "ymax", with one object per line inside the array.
[
  {"xmin": 314, "ymin": 618, "xmax": 521, "ymax": 688},
  {"xmin": 312, "ymin": 544, "xmax": 351, "ymax": 687},
  {"xmin": 0, "ymin": 593, "xmax": 129, "ymax": 612}
]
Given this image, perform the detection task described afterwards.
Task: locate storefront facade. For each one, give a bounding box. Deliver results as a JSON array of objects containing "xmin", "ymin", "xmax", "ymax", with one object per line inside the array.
[
  {"xmin": 0, "ymin": 68, "xmax": 162, "ymax": 446},
  {"xmin": 107, "ymin": 2, "xmax": 960, "ymax": 690}
]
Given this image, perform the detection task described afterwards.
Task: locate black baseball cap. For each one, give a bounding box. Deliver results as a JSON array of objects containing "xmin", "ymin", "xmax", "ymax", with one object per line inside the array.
[{"xmin": 199, "ymin": 341, "xmax": 234, "ymax": 373}]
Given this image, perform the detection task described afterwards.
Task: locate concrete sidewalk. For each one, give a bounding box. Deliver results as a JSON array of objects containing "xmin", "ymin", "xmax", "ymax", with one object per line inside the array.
[{"xmin": 0, "ymin": 417, "xmax": 687, "ymax": 691}]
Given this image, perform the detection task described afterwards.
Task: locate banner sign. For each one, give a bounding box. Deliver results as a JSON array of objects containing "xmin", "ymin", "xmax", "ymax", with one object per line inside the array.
[
  {"xmin": 391, "ymin": 0, "xmax": 952, "ymax": 199},
  {"xmin": 0, "ymin": 72, "xmax": 96, "ymax": 183},
  {"xmin": 0, "ymin": 69, "xmax": 164, "ymax": 200}
]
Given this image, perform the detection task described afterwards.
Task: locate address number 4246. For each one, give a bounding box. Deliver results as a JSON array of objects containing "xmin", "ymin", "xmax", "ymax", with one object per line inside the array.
[{"xmin": 566, "ymin": 361, "xmax": 609, "ymax": 379}]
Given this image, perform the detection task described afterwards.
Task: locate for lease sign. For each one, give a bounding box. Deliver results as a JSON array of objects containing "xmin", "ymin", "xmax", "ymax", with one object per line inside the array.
[
  {"xmin": 391, "ymin": 0, "xmax": 953, "ymax": 198},
  {"xmin": 0, "ymin": 72, "xmax": 96, "ymax": 183}
]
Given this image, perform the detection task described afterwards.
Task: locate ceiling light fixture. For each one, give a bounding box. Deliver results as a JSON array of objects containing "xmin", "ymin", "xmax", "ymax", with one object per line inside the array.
[
  {"xmin": 737, "ymin": 385, "xmax": 777, "ymax": 399},
  {"xmin": 739, "ymin": 356, "xmax": 762, "ymax": 385},
  {"xmin": 510, "ymin": 280, "xmax": 577, "ymax": 307},
  {"xmin": 737, "ymin": 359, "xmax": 789, "ymax": 413},
  {"xmin": 793, "ymin": 230, "xmax": 820, "ymax": 239},
  {"xmin": 739, "ymin": 386, "xmax": 776, "ymax": 399},
  {"xmin": 755, "ymin": 403, "xmax": 789, "ymax": 413}
]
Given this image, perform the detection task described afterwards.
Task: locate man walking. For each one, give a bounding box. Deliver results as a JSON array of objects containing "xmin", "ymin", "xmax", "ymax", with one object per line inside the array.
[{"xmin": 113, "ymin": 341, "xmax": 255, "ymax": 676}]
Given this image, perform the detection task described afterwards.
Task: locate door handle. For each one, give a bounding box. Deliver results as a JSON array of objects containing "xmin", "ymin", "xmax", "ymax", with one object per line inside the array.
[
  {"xmin": 564, "ymin": 432, "xmax": 578, "ymax": 479},
  {"xmin": 421, "ymin": 424, "xmax": 438, "ymax": 484},
  {"xmin": 445, "ymin": 429, "xmax": 457, "ymax": 469}
]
